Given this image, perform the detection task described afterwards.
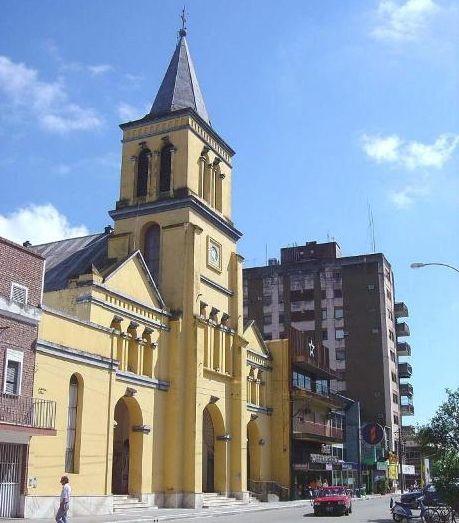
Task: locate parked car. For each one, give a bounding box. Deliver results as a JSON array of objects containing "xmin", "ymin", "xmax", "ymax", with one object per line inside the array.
[
  {"xmin": 313, "ymin": 486, "xmax": 353, "ymax": 516},
  {"xmin": 400, "ymin": 484, "xmax": 441, "ymax": 507}
]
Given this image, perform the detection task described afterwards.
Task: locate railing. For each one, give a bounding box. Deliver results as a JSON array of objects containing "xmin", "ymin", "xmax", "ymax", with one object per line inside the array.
[
  {"xmin": 248, "ymin": 479, "xmax": 290, "ymax": 501},
  {"xmin": 291, "ymin": 384, "xmax": 345, "ymax": 408},
  {"xmin": 400, "ymin": 383, "xmax": 413, "ymax": 396},
  {"xmin": 394, "ymin": 302, "xmax": 409, "ymax": 318},
  {"xmin": 398, "ymin": 362, "xmax": 413, "ymax": 378},
  {"xmin": 396, "ymin": 321, "xmax": 410, "ymax": 337},
  {"xmin": 0, "ymin": 393, "xmax": 56, "ymax": 430},
  {"xmin": 397, "ymin": 341, "xmax": 412, "ymax": 356},
  {"xmin": 293, "ymin": 418, "xmax": 343, "ymax": 440}
]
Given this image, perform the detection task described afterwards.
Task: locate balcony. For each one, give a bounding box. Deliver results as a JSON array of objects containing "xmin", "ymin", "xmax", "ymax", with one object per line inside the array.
[
  {"xmin": 289, "ymin": 328, "xmax": 338, "ymax": 380},
  {"xmin": 397, "ymin": 341, "xmax": 411, "ymax": 357},
  {"xmin": 396, "ymin": 321, "xmax": 410, "ymax": 338},
  {"xmin": 394, "ymin": 302, "xmax": 409, "ymax": 319},
  {"xmin": 293, "ymin": 418, "xmax": 343, "ymax": 442},
  {"xmin": 401, "ymin": 403, "xmax": 415, "ymax": 416},
  {"xmin": 400, "ymin": 383, "xmax": 413, "ymax": 397},
  {"xmin": 0, "ymin": 393, "xmax": 56, "ymax": 433},
  {"xmin": 398, "ymin": 362, "xmax": 413, "ymax": 379},
  {"xmin": 291, "ymin": 385, "xmax": 344, "ymax": 408}
]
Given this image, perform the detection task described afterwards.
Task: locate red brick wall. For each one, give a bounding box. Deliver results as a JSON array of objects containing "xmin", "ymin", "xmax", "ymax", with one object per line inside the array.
[
  {"xmin": 0, "ymin": 237, "xmax": 44, "ymax": 398},
  {"xmin": 0, "ymin": 238, "xmax": 44, "ymax": 307}
]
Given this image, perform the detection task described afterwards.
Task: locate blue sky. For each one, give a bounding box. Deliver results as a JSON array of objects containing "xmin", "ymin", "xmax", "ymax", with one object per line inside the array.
[{"xmin": 0, "ymin": 0, "xmax": 458, "ymax": 424}]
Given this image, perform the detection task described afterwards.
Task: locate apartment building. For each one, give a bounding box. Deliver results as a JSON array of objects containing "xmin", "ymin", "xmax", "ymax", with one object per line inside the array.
[
  {"xmin": 0, "ymin": 237, "xmax": 56, "ymax": 518},
  {"xmin": 243, "ymin": 241, "xmax": 411, "ymax": 456},
  {"xmin": 287, "ymin": 327, "xmax": 348, "ymax": 494}
]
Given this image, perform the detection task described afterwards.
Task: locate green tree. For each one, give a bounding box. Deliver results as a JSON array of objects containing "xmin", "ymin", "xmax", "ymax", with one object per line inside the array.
[{"xmin": 418, "ymin": 388, "xmax": 459, "ymax": 508}]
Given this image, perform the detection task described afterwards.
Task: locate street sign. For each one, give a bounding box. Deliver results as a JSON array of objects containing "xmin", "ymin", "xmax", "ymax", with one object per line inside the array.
[{"xmin": 361, "ymin": 423, "xmax": 385, "ymax": 445}]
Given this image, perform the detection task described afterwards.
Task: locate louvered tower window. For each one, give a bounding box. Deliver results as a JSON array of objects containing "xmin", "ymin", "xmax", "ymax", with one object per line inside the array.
[
  {"xmin": 136, "ymin": 148, "xmax": 150, "ymax": 197},
  {"xmin": 10, "ymin": 283, "xmax": 28, "ymax": 305}
]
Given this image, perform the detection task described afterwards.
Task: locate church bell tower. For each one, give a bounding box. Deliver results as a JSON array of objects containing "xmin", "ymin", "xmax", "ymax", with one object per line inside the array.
[
  {"xmin": 108, "ymin": 21, "xmax": 243, "ymax": 328},
  {"xmin": 108, "ymin": 18, "xmax": 249, "ymax": 505}
]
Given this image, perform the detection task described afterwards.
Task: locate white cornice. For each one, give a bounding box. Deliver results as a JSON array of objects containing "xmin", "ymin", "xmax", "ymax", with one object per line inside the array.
[{"xmin": 0, "ymin": 295, "xmax": 41, "ymax": 326}]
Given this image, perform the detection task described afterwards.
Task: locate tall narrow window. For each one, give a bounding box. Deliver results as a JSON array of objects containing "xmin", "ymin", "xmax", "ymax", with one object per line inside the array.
[
  {"xmin": 65, "ymin": 374, "xmax": 81, "ymax": 473},
  {"xmin": 136, "ymin": 148, "xmax": 150, "ymax": 197},
  {"xmin": 215, "ymin": 166, "xmax": 223, "ymax": 212},
  {"xmin": 3, "ymin": 349, "xmax": 23, "ymax": 395},
  {"xmin": 144, "ymin": 224, "xmax": 160, "ymax": 282},
  {"xmin": 160, "ymin": 144, "xmax": 173, "ymax": 193}
]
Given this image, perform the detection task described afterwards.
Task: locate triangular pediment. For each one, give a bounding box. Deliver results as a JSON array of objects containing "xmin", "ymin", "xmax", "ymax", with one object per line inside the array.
[
  {"xmin": 243, "ymin": 320, "xmax": 271, "ymax": 359},
  {"xmin": 102, "ymin": 250, "xmax": 166, "ymax": 310}
]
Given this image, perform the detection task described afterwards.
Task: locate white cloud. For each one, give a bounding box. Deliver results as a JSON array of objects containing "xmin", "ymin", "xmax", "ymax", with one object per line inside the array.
[
  {"xmin": 361, "ymin": 133, "xmax": 459, "ymax": 170},
  {"xmin": 117, "ymin": 102, "xmax": 143, "ymax": 121},
  {"xmin": 0, "ymin": 55, "xmax": 102, "ymax": 133},
  {"xmin": 389, "ymin": 184, "xmax": 429, "ymax": 208},
  {"xmin": 0, "ymin": 204, "xmax": 89, "ymax": 245},
  {"xmin": 372, "ymin": 0, "xmax": 439, "ymax": 41},
  {"xmin": 88, "ymin": 64, "xmax": 114, "ymax": 76}
]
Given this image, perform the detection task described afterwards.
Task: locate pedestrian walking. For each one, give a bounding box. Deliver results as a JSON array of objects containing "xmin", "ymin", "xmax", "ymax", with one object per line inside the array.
[{"xmin": 55, "ymin": 476, "xmax": 71, "ymax": 523}]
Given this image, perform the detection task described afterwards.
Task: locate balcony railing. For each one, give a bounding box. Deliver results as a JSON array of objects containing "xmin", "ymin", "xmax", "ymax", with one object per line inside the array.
[
  {"xmin": 396, "ymin": 322, "xmax": 410, "ymax": 338},
  {"xmin": 400, "ymin": 383, "xmax": 413, "ymax": 397},
  {"xmin": 398, "ymin": 362, "xmax": 413, "ymax": 379},
  {"xmin": 394, "ymin": 302, "xmax": 409, "ymax": 319},
  {"xmin": 397, "ymin": 341, "xmax": 411, "ymax": 356},
  {"xmin": 401, "ymin": 403, "xmax": 415, "ymax": 416},
  {"xmin": 0, "ymin": 393, "xmax": 56, "ymax": 430},
  {"xmin": 293, "ymin": 418, "xmax": 343, "ymax": 441},
  {"xmin": 289, "ymin": 327, "xmax": 338, "ymax": 380}
]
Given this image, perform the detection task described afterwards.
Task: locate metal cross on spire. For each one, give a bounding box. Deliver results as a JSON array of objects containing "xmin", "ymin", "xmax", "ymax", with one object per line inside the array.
[{"xmin": 179, "ymin": 6, "xmax": 187, "ymax": 37}]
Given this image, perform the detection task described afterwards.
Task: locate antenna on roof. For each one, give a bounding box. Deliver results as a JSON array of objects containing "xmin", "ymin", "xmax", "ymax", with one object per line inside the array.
[{"xmin": 368, "ymin": 202, "xmax": 376, "ymax": 253}]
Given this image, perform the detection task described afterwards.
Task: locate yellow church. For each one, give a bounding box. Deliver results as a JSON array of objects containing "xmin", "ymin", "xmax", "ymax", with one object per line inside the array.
[{"xmin": 24, "ymin": 24, "xmax": 291, "ymax": 518}]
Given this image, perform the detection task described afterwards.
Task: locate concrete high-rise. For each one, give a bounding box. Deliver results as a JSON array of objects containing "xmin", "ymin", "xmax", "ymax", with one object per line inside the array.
[{"xmin": 243, "ymin": 241, "xmax": 414, "ymax": 455}]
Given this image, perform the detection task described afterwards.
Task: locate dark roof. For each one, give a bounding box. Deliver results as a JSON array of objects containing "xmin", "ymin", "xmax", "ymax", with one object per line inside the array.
[
  {"xmin": 150, "ymin": 34, "xmax": 210, "ymax": 125},
  {"xmin": 32, "ymin": 233, "xmax": 110, "ymax": 292}
]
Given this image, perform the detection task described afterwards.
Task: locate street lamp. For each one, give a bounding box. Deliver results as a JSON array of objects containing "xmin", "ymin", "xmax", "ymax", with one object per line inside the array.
[{"xmin": 410, "ymin": 262, "xmax": 459, "ymax": 273}]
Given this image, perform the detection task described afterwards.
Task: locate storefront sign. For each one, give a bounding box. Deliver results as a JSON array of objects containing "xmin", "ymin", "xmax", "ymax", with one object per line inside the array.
[
  {"xmin": 402, "ymin": 464, "xmax": 415, "ymax": 475},
  {"xmin": 342, "ymin": 463, "xmax": 356, "ymax": 471},
  {"xmin": 325, "ymin": 463, "xmax": 333, "ymax": 471},
  {"xmin": 377, "ymin": 461, "xmax": 388, "ymax": 471},
  {"xmin": 310, "ymin": 454, "xmax": 339, "ymax": 464},
  {"xmin": 293, "ymin": 463, "xmax": 309, "ymax": 471},
  {"xmin": 361, "ymin": 423, "xmax": 385, "ymax": 445}
]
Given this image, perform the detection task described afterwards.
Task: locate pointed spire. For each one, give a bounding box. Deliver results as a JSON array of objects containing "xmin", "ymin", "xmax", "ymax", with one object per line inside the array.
[{"xmin": 150, "ymin": 13, "xmax": 210, "ymax": 125}]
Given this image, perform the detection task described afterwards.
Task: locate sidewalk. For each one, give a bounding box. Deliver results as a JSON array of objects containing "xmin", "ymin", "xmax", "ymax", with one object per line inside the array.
[{"xmin": 4, "ymin": 496, "xmax": 384, "ymax": 523}]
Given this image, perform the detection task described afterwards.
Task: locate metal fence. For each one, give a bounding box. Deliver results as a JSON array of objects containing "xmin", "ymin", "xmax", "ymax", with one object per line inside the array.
[
  {"xmin": 0, "ymin": 443, "xmax": 23, "ymax": 517},
  {"xmin": 0, "ymin": 393, "xmax": 56, "ymax": 429}
]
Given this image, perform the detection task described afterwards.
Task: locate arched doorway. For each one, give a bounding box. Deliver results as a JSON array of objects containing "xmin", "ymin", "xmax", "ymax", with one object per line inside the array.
[
  {"xmin": 247, "ymin": 419, "xmax": 261, "ymax": 491},
  {"xmin": 112, "ymin": 396, "xmax": 143, "ymax": 496},
  {"xmin": 202, "ymin": 404, "xmax": 226, "ymax": 494},
  {"xmin": 202, "ymin": 408, "xmax": 214, "ymax": 492}
]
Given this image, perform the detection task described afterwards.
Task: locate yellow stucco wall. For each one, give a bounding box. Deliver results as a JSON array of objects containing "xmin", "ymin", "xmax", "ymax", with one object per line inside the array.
[{"xmin": 26, "ymin": 111, "xmax": 291, "ymax": 511}]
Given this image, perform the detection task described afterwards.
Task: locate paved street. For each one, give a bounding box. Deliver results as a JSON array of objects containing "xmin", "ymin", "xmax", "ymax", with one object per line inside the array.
[{"xmin": 6, "ymin": 495, "xmax": 394, "ymax": 523}]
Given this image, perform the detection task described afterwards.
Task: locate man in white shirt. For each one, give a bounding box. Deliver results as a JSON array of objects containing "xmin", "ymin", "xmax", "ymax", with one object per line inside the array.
[{"xmin": 56, "ymin": 476, "xmax": 71, "ymax": 523}]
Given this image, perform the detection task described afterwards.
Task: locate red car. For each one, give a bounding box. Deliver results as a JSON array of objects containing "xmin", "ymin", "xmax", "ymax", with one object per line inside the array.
[{"xmin": 313, "ymin": 486, "xmax": 353, "ymax": 516}]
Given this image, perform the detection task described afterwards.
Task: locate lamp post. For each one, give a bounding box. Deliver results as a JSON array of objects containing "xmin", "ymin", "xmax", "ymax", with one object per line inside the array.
[{"xmin": 410, "ymin": 262, "xmax": 459, "ymax": 274}]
